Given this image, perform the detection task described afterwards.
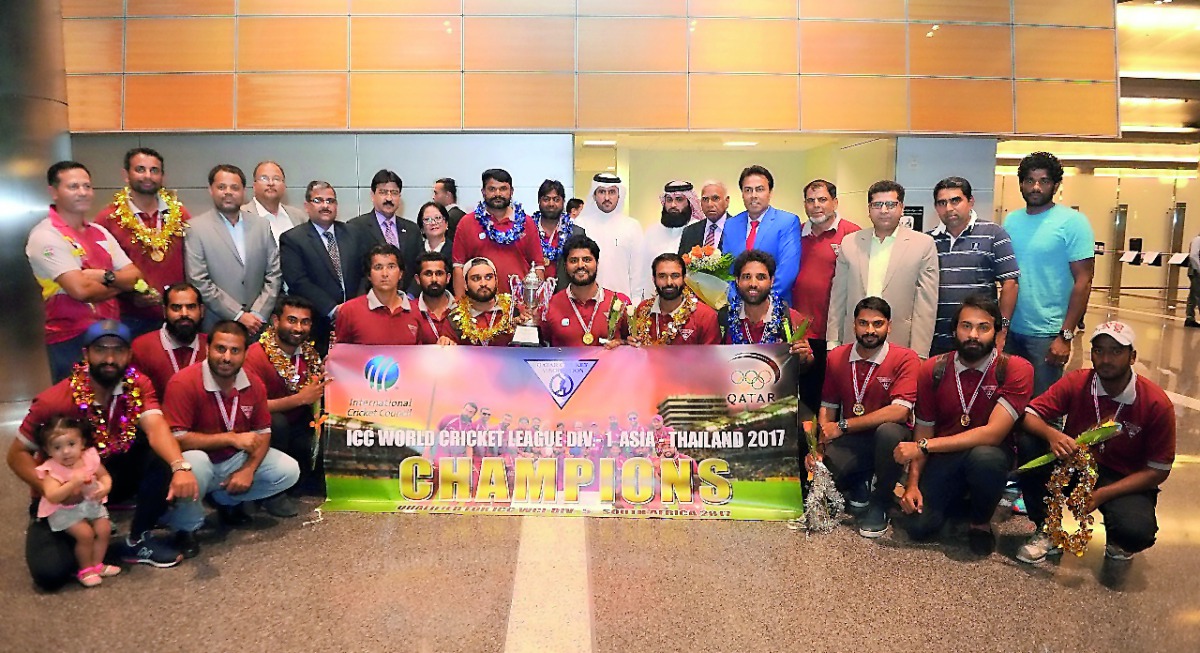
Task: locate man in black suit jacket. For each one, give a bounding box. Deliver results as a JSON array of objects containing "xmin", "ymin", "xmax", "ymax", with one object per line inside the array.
[
  {"xmin": 348, "ymin": 169, "xmax": 421, "ymax": 286},
  {"xmin": 678, "ymin": 180, "xmax": 731, "ymax": 255},
  {"xmin": 433, "ymin": 177, "xmax": 466, "ymax": 236},
  {"xmin": 280, "ymin": 181, "xmax": 367, "ymax": 352}
]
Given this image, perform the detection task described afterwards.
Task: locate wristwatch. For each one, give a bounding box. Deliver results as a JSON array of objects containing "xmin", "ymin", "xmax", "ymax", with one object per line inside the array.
[
  {"xmin": 837, "ymin": 418, "xmax": 849, "ymax": 435},
  {"xmin": 1058, "ymin": 329, "xmax": 1074, "ymax": 342},
  {"xmin": 917, "ymin": 438, "xmax": 929, "ymax": 454},
  {"xmin": 171, "ymin": 460, "xmax": 193, "ymax": 473},
  {"xmin": 998, "ymin": 317, "xmax": 1010, "ymax": 330},
  {"xmin": 102, "ymin": 270, "xmax": 117, "ymax": 287}
]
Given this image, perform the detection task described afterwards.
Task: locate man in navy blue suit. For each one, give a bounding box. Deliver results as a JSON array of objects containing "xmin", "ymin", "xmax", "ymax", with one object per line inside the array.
[{"xmin": 720, "ymin": 165, "xmax": 802, "ymax": 298}]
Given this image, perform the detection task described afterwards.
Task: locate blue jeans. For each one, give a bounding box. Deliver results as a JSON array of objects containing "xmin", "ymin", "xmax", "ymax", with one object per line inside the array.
[
  {"xmin": 1005, "ymin": 331, "xmax": 1064, "ymax": 398},
  {"xmin": 46, "ymin": 333, "xmax": 87, "ymax": 383},
  {"xmin": 165, "ymin": 448, "xmax": 300, "ymax": 533}
]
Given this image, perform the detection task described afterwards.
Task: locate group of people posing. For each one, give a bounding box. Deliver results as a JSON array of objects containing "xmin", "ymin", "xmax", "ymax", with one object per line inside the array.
[{"xmin": 12, "ymin": 148, "xmax": 1172, "ymax": 590}]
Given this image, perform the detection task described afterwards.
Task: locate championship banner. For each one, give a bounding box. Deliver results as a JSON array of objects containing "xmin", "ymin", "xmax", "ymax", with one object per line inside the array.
[{"xmin": 321, "ymin": 344, "xmax": 803, "ymax": 520}]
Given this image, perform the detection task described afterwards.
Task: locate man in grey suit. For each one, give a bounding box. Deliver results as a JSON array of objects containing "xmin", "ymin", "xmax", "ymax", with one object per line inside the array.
[
  {"xmin": 348, "ymin": 169, "xmax": 421, "ymax": 287},
  {"xmin": 827, "ymin": 180, "xmax": 939, "ymax": 358},
  {"xmin": 185, "ymin": 164, "xmax": 282, "ymax": 336},
  {"xmin": 242, "ymin": 160, "xmax": 306, "ymax": 245}
]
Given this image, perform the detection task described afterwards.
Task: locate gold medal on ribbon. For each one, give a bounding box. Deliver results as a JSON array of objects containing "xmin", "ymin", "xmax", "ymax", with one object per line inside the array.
[
  {"xmin": 150, "ymin": 249, "xmax": 165, "ymax": 262},
  {"xmin": 582, "ymin": 333, "xmax": 594, "ymax": 345},
  {"xmin": 852, "ymin": 403, "xmax": 866, "ymax": 416},
  {"xmin": 960, "ymin": 414, "xmax": 971, "ymax": 427}
]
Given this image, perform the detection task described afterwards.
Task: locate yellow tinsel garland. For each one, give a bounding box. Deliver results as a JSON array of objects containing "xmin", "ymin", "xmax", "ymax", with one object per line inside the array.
[
  {"xmin": 450, "ymin": 294, "xmax": 514, "ymax": 344},
  {"xmin": 630, "ymin": 288, "xmax": 698, "ymax": 345},
  {"xmin": 259, "ymin": 327, "xmax": 324, "ymax": 393},
  {"xmin": 1044, "ymin": 445, "xmax": 1099, "ymax": 557},
  {"xmin": 113, "ymin": 187, "xmax": 186, "ymax": 259}
]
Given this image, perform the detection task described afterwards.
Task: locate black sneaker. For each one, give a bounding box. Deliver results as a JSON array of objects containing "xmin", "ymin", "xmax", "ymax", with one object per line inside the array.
[
  {"xmin": 173, "ymin": 530, "xmax": 201, "ymax": 559},
  {"xmin": 217, "ymin": 503, "xmax": 252, "ymax": 528},
  {"xmin": 845, "ymin": 481, "xmax": 871, "ymax": 515},
  {"xmin": 967, "ymin": 527, "xmax": 996, "ymax": 555},
  {"xmin": 116, "ymin": 532, "xmax": 183, "ymax": 568},
  {"xmin": 1185, "ymin": 319, "xmax": 1200, "ymax": 329},
  {"xmin": 857, "ymin": 503, "xmax": 889, "ymax": 538},
  {"xmin": 261, "ymin": 494, "xmax": 299, "ymax": 518}
]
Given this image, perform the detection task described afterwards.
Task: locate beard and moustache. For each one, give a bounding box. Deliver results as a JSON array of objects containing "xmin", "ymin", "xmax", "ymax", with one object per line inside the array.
[
  {"xmin": 466, "ymin": 284, "xmax": 496, "ymax": 303},
  {"xmin": 90, "ymin": 360, "xmax": 125, "ymax": 387},
  {"xmin": 486, "ymin": 195, "xmax": 511, "ymax": 211},
  {"xmin": 855, "ymin": 331, "xmax": 884, "ymax": 350},
  {"xmin": 421, "ymin": 279, "xmax": 446, "ymax": 298},
  {"xmin": 569, "ymin": 266, "xmax": 597, "ymax": 288},
  {"xmin": 955, "ymin": 333, "xmax": 996, "ymax": 363},
  {"xmin": 656, "ymin": 281, "xmax": 683, "ymax": 301},
  {"xmin": 660, "ymin": 204, "xmax": 691, "ymax": 229},
  {"xmin": 165, "ymin": 316, "xmax": 198, "ymax": 344}
]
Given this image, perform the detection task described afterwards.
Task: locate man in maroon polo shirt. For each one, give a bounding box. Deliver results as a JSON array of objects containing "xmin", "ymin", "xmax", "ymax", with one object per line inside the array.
[
  {"xmin": 793, "ymin": 179, "xmax": 860, "ymax": 411},
  {"xmin": 163, "ymin": 321, "xmax": 300, "ymax": 554},
  {"xmin": 452, "ymin": 168, "xmax": 544, "ymax": 297},
  {"xmin": 8, "ymin": 320, "xmax": 198, "ymax": 588},
  {"xmin": 95, "ymin": 147, "xmax": 192, "ymax": 337},
  {"xmin": 413, "ymin": 251, "xmax": 457, "ymax": 344},
  {"xmin": 629, "ymin": 253, "xmax": 720, "ymax": 346},
  {"xmin": 1016, "ymin": 321, "xmax": 1175, "ymax": 565},
  {"xmin": 334, "ymin": 243, "xmax": 421, "ymax": 346},
  {"xmin": 243, "ymin": 296, "xmax": 328, "ymax": 512},
  {"xmin": 892, "ymin": 294, "xmax": 1034, "ymax": 555},
  {"xmin": 541, "ymin": 235, "xmax": 630, "ymax": 348},
  {"xmin": 447, "ymin": 257, "xmax": 518, "ymax": 347},
  {"xmin": 718, "ymin": 250, "xmax": 813, "ymax": 361},
  {"xmin": 814, "ymin": 296, "xmax": 919, "ymax": 538},
  {"xmin": 131, "ymin": 282, "xmax": 207, "ymax": 399}
]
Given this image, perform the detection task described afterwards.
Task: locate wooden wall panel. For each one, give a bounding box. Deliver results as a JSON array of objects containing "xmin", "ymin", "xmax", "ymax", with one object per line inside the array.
[
  {"xmin": 126, "ymin": 0, "xmax": 234, "ymax": 16},
  {"xmin": 464, "ymin": 17, "xmax": 575, "ymax": 72},
  {"xmin": 800, "ymin": 22, "xmax": 906, "ymax": 76},
  {"xmin": 350, "ymin": 16, "xmax": 461, "ymax": 71},
  {"xmin": 577, "ymin": 0, "xmax": 687, "ymax": 16},
  {"xmin": 125, "ymin": 74, "xmax": 234, "ymax": 130},
  {"xmin": 62, "ymin": 19, "xmax": 123, "ymax": 74},
  {"xmin": 350, "ymin": 0, "xmax": 460, "ymax": 13},
  {"xmin": 238, "ymin": 17, "xmax": 349, "ymax": 72},
  {"xmin": 464, "ymin": 73, "xmax": 574, "ymax": 129},
  {"xmin": 125, "ymin": 18, "xmax": 235, "ymax": 73},
  {"xmin": 62, "ymin": 0, "xmax": 123, "ymax": 18},
  {"xmin": 578, "ymin": 74, "xmax": 687, "ymax": 129},
  {"xmin": 799, "ymin": 0, "xmax": 904, "ymax": 20},
  {"xmin": 240, "ymin": 0, "xmax": 349, "ymax": 15},
  {"xmin": 66, "ymin": 76, "xmax": 123, "ymax": 131},
  {"xmin": 689, "ymin": 0, "xmax": 796, "ymax": 18},
  {"xmin": 910, "ymin": 25, "xmax": 1012, "ymax": 78},
  {"xmin": 238, "ymin": 73, "xmax": 349, "ymax": 129},
  {"xmin": 1016, "ymin": 81, "xmax": 1117, "ymax": 136},
  {"xmin": 1014, "ymin": 0, "xmax": 1114, "ymax": 27},
  {"xmin": 578, "ymin": 18, "xmax": 687, "ymax": 73},
  {"xmin": 689, "ymin": 19, "xmax": 799, "ymax": 74},
  {"xmin": 909, "ymin": 0, "xmax": 1011, "ymax": 23},
  {"xmin": 689, "ymin": 75, "xmax": 799, "ymax": 130},
  {"xmin": 465, "ymin": 0, "xmax": 575, "ymax": 15},
  {"xmin": 911, "ymin": 78, "xmax": 1013, "ymax": 133},
  {"xmin": 1015, "ymin": 27, "xmax": 1116, "ymax": 80},
  {"xmin": 801, "ymin": 77, "xmax": 908, "ymax": 132},
  {"xmin": 349, "ymin": 73, "xmax": 461, "ymax": 129}
]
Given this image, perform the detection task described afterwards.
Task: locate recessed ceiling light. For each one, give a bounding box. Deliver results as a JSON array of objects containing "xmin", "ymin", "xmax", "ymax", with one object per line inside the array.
[
  {"xmin": 723, "ymin": 141, "xmax": 758, "ymax": 147},
  {"xmin": 582, "ymin": 140, "xmax": 617, "ymax": 147}
]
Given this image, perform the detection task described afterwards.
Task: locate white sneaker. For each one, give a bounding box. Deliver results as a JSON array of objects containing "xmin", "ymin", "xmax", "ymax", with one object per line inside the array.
[
  {"xmin": 1105, "ymin": 543, "xmax": 1135, "ymax": 561},
  {"xmin": 1017, "ymin": 530, "xmax": 1062, "ymax": 564}
]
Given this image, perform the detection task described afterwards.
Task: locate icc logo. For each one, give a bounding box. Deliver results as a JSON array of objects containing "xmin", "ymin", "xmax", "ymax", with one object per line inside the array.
[{"xmin": 364, "ymin": 355, "xmax": 400, "ymax": 391}]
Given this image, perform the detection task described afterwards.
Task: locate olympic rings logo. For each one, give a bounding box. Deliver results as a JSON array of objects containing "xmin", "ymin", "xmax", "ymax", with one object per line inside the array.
[{"xmin": 730, "ymin": 369, "xmax": 767, "ymax": 389}]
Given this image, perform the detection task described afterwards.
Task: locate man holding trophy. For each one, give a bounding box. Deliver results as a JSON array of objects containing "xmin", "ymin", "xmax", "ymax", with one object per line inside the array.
[{"xmin": 541, "ymin": 235, "xmax": 630, "ymax": 348}]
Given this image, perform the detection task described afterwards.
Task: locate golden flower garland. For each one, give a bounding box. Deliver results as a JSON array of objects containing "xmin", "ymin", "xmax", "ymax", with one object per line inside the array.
[
  {"xmin": 1044, "ymin": 445, "xmax": 1099, "ymax": 557},
  {"xmin": 259, "ymin": 327, "xmax": 324, "ymax": 394},
  {"xmin": 630, "ymin": 288, "xmax": 698, "ymax": 345},
  {"xmin": 450, "ymin": 294, "xmax": 514, "ymax": 344},
  {"xmin": 69, "ymin": 363, "xmax": 143, "ymax": 456},
  {"xmin": 112, "ymin": 187, "xmax": 186, "ymax": 261}
]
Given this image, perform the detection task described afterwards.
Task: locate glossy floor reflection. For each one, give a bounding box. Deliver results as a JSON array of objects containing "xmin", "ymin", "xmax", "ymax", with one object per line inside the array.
[{"xmin": 1, "ymin": 298, "xmax": 1198, "ymax": 653}]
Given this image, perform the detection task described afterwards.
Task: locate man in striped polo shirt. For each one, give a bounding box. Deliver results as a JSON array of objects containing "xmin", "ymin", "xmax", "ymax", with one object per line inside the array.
[{"xmin": 927, "ymin": 177, "xmax": 1020, "ymax": 356}]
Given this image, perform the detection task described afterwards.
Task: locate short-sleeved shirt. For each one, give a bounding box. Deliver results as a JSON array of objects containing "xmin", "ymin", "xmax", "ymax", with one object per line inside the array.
[
  {"xmin": 243, "ymin": 342, "xmax": 316, "ymax": 425},
  {"xmin": 333, "ymin": 289, "xmax": 421, "ymax": 345},
  {"xmin": 633, "ymin": 295, "xmax": 721, "ymax": 345},
  {"xmin": 721, "ymin": 301, "xmax": 806, "ymax": 344},
  {"xmin": 414, "ymin": 292, "xmax": 457, "ymax": 344},
  {"xmin": 914, "ymin": 350, "xmax": 1034, "ymax": 440},
  {"xmin": 163, "ymin": 362, "xmax": 271, "ymax": 463},
  {"xmin": 1002, "ymin": 204, "xmax": 1094, "ymax": 336},
  {"xmin": 1026, "ymin": 369, "xmax": 1175, "ymax": 477},
  {"xmin": 541, "ymin": 287, "xmax": 631, "ymax": 347},
  {"xmin": 928, "ymin": 217, "xmax": 1020, "ymax": 353},
  {"xmin": 794, "ymin": 215, "xmax": 860, "ymax": 342},
  {"xmin": 35, "ymin": 447, "xmax": 106, "ymax": 518},
  {"xmin": 95, "ymin": 194, "xmax": 192, "ymax": 322},
  {"xmin": 18, "ymin": 369, "xmax": 163, "ymax": 455},
  {"xmin": 451, "ymin": 209, "xmax": 544, "ymax": 295},
  {"xmin": 131, "ymin": 326, "xmax": 207, "ymax": 399},
  {"xmin": 821, "ymin": 341, "xmax": 919, "ymax": 417},
  {"xmin": 26, "ymin": 210, "xmax": 133, "ymax": 343}
]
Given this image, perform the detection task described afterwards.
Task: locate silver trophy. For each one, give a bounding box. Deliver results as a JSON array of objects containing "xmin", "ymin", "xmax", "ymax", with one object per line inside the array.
[{"xmin": 510, "ymin": 266, "xmax": 556, "ymax": 347}]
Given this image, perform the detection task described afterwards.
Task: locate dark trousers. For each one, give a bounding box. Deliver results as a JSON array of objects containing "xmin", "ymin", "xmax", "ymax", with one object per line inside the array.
[
  {"xmin": 1016, "ymin": 432, "xmax": 1159, "ymax": 552},
  {"xmin": 798, "ymin": 340, "xmax": 828, "ymax": 417},
  {"xmin": 1187, "ymin": 269, "xmax": 1199, "ymax": 321},
  {"xmin": 46, "ymin": 333, "xmax": 87, "ymax": 384},
  {"xmin": 823, "ymin": 422, "xmax": 910, "ymax": 507},
  {"xmin": 905, "ymin": 445, "xmax": 1014, "ymax": 540},
  {"xmin": 271, "ymin": 411, "xmax": 324, "ymax": 494},
  {"xmin": 24, "ymin": 435, "xmax": 172, "ymax": 591}
]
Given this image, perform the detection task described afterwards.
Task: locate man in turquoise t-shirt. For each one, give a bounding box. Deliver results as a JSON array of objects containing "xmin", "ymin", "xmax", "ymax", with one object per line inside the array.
[{"xmin": 1001, "ymin": 151, "xmax": 1095, "ymax": 397}]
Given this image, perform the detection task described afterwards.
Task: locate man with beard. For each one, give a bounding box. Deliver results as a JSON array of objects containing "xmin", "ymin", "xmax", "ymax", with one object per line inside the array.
[
  {"xmin": 892, "ymin": 294, "xmax": 1033, "ymax": 555},
  {"xmin": 334, "ymin": 244, "xmax": 422, "ymax": 345},
  {"xmin": 541, "ymin": 235, "xmax": 631, "ymax": 347},
  {"xmin": 414, "ymin": 251, "xmax": 457, "ymax": 344},
  {"xmin": 447, "ymin": 257, "xmax": 518, "ymax": 347},
  {"xmin": 1015, "ymin": 322, "xmax": 1175, "ymax": 565},
  {"xmin": 793, "ymin": 180, "xmax": 860, "ymax": 412},
  {"xmin": 163, "ymin": 321, "xmax": 300, "ymax": 550},
  {"xmin": 533, "ymin": 179, "xmax": 587, "ymax": 288},
  {"xmin": 243, "ymin": 296, "xmax": 328, "ymax": 512},
  {"xmin": 720, "ymin": 166, "xmax": 802, "ymax": 298},
  {"xmin": 9, "ymin": 320, "xmax": 199, "ymax": 587},
  {"xmin": 629, "ymin": 253, "xmax": 719, "ymax": 345},
  {"xmin": 575, "ymin": 173, "xmax": 645, "ymax": 301},
  {"xmin": 242, "ymin": 161, "xmax": 306, "ymax": 245},
  {"xmin": 718, "ymin": 250, "xmax": 813, "ymax": 362},
  {"xmin": 812, "ymin": 297, "xmax": 919, "ymax": 537},
  {"xmin": 96, "ymin": 147, "xmax": 193, "ymax": 337},
  {"xmin": 132, "ymin": 282, "xmax": 208, "ymax": 398},
  {"xmin": 185, "ymin": 164, "xmax": 281, "ymax": 336},
  {"xmin": 348, "ymin": 170, "xmax": 421, "ymax": 280},
  {"xmin": 452, "ymin": 169, "xmax": 544, "ymax": 297},
  {"xmin": 643, "ymin": 180, "xmax": 702, "ymax": 280},
  {"xmin": 280, "ymin": 181, "xmax": 366, "ymax": 352},
  {"xmin": 1002, "ymin": 152, "xmax": 1095, "ymax": 396},
  {"xmin": 679, "ymin": 180, "xmax": 730, "ymax": 255}
]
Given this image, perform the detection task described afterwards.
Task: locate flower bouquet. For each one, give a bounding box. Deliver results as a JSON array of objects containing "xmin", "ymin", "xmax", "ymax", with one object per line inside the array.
[{"xmin": 682, "ymin": 245, "xmax": 734, "ymax": 310}]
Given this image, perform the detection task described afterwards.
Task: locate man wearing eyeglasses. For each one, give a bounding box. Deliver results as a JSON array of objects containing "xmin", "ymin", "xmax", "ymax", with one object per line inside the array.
[
  {"xmin": 348, "ymin": 169, "xmax": 422, "ymax": 284},
  {"xmin": 1001, "ymin": 152, "xmax": 1095, "ymax": 397},
  {"xmin": 827, "ymin": 180, "xmax": 940, "ymax": 358},
  {"xmin": 243, "ymin": 161, "xmax": 306, "ymax": 245},
  {"xmin": 278, "ymin": 181, "xmax": 366, "ymax": 352},
  {"xmin": 927, "ymin": 177, "xmax": 1020, "ymax": 357}
]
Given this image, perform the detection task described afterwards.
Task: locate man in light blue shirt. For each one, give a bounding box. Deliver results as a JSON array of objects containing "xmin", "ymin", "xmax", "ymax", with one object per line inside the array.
[{"xmin": 1002, "ymin": 152, "xmax": 1094, "ymax": 397}]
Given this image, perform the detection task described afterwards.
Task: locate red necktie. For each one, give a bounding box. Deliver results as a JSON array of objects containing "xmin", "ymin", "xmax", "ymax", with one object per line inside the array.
[{"xmin": 745, "ymin": 219, "xmax": 760, "ymax": 250}]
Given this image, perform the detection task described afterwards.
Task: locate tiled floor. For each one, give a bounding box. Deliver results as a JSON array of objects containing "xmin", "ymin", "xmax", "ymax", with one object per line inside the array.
[{"xmin": 2, "ymin": 298, "xmax": 1198, "ymax": 653}]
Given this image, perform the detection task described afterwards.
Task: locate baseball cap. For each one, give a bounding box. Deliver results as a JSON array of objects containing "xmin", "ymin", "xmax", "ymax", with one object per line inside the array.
[
  {"xmin": 1090, "ymin": 321, "xmax": 1135, "ymax": 347},
  {"xmin": 82, "ymin": 319, "xmax": 132, "ymax": 347}
]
